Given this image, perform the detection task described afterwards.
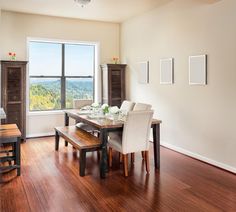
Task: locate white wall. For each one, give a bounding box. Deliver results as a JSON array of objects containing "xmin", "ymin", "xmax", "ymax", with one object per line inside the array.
[
  {"xmin": 121, "ymin": 0, "xmax": 236, "ymax": 172},
  {"xmin": 0, "ymin": 11, "xmax": 120, "ymax": 137}
]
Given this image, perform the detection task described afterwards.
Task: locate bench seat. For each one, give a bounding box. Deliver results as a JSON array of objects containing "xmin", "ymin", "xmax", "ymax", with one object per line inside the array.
[{"xmin": 55, "ymin": 125, "xmax": 101, "ymax": 176}]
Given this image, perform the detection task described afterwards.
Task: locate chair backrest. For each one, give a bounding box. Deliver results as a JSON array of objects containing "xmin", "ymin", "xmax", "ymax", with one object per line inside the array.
[
  {"xmin": 73, "ymin": 99, "xmax": 93, "ymax": 109},
  {"xmin": 122, "ymin": 110, "xmax": 154, "ymax": 154},
  {"xmin": 120, "ymin": 100, "xmax": 135, "ymax": 114},
  {"xmin": 133, "ymin": 102, "xmax": 152, "ymax": 111}
]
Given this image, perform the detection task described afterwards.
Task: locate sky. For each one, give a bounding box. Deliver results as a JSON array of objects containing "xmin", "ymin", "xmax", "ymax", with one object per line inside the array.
[{"xmin": 29, "ymin": 41, "xmax": 94, "ymax": 77}]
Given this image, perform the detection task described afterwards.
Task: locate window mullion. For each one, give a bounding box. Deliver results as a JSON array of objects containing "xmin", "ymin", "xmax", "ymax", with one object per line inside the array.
[{"xmin": 61, "ymin": 44, "xmax": 66, "ymax": 109}]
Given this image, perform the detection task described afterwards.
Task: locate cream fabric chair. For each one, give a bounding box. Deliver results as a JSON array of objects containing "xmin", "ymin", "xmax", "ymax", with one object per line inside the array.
[
  {"xmin": 73, "ymin": 99, "xmax": 95, "ymax": 132},
  {"xmin": 108, "ymin": 110, "xmax": 154, "ymax": 177},
  {"xmin": 120, "ymin": 100, "xmax": 135, "ymax": 114},
  {"xmin": 133, "ymin": 102, "xmax": 152, "ymax": 111},
  {"xmin": 109, "ymin": 100, "xmax": 135, "ymax": 142},
  {"xmin": 73, "ymin": 99, "xmax": 93, "ymax": 109},
  {"xmin": 132, "ymin": 102, "xmax": 152, "ymax": 159}
]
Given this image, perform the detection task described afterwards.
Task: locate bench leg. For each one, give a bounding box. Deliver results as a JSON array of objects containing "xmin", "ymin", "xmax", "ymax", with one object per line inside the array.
[
  {"xmin": 79, "ymin": 150, "xmax": 86, "ymax": 177},
  {"xmin": 55, "ymin": 131, "xmax": 60, "ymax": 151},
  {"xmin": 16, "ymin": 138, "xmax": 21, "ymax": 176}
]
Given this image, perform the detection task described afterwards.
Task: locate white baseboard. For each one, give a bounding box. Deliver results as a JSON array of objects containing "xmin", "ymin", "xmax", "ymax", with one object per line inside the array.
[
  {"xmin": 26, "ymin": 132, "xmax": 54, "ymax": 138},
  {"xmin": 160, "ymin": 141, "xmax": 236, "ymax": 174}
]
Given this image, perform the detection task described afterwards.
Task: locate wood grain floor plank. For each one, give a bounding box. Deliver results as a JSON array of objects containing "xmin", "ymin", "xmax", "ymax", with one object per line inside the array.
[{"xmin": 0, "ymin": 137, "xmax": 235, "ymax": 211}]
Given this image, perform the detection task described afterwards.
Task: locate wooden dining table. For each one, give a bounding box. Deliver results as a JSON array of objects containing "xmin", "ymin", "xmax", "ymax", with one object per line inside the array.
[{"xmin": 64, "ymin": 109, "xmax": 162, "ymax": 178}]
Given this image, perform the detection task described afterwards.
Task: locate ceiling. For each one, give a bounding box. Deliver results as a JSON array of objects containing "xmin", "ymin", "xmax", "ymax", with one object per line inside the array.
[{"xmin": 0, "ymin": 0, "xmax": 169, "ymax": 23}]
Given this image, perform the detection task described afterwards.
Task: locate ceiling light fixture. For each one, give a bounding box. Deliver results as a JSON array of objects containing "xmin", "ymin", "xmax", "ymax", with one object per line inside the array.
[{"xmin": 74, "ymin": 0, "xmax": 91, "ymax": 7}]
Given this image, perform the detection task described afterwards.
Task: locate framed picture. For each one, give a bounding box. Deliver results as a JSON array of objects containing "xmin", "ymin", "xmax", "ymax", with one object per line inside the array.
[
  {"xmin": 189, "ymin": 55, "xmax": 207, "ymax": 85},
  {"xmin": 138, "ymin": 61, "xmax": 149, "ymax": 84},
  {"xmin": 160, "ymin": 58, "xmax": 173, "ymax": 84}
]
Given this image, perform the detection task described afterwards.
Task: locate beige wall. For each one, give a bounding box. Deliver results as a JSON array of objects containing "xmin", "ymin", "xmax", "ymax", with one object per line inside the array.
[
  {"xmin": 121, "ymin": 0, "xmax": 236, "ymax": 172},
  {"xmin": 0, "ymin": 11, "xmax": 120, "ymax": 137}
]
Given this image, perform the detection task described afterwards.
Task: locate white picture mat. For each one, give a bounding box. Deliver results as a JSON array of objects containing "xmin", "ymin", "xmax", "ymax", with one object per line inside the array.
[
  {"xmin": 138, "ymin": 61, "xmax": 149, "ymax": 84},
  {"xmin": 160, "ymin": 58, "xmax": 173, "ymax": 84},
  {"xmin": 189, "ymin": 55, "xmax": 207, "ymax": 85}
]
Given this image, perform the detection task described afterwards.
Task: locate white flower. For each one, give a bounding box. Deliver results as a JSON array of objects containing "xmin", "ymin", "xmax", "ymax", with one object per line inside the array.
[
  {"xmin": 91, "ymin": 102, "xmax": 99, "ymax": 108},
  {"xmin": 101, "ymin": 103, "xmax": 109, "ymax": 110},
  {"xmin": 109, "ymin": 106, "xmax": 120, "ymax": 114}
]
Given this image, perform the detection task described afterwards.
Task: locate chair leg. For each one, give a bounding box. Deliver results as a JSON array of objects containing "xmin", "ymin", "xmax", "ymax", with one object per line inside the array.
[
  {"xmin": 145, "ymin": 151, "xmax": 150, "ymax": 174},
  {"xmin": 131, "ymin": 153, "xmax": 135, "ymax": 164},
  {"xmin": 141, "ymin": 151, "xmax": 145, "ymax": 159},
  {"xmin": 108, "ymin": 147, "xmax": 112, "ymax": 168},
  {"xmin": 123, "ymin": 154, "xmax": 128, "ymax": 177},
  {"xmin": 119, "ymin": 153, "xmax": 123, "ymax": 163}
]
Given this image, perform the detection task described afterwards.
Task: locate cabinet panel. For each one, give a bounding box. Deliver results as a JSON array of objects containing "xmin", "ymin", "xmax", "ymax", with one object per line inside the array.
[
  {"xmin": 1, "ymin": 61, "xmax": 27, "ymax": 141},
  {"xmin": 101, "ymin": 64, "xmax": 126, "ymax": 107},
  {"xmin": 7, "ymin": 67, "xmax": 22, "ymax": 102},
  {"xmin": 6, "ymin": 103, "xmax": 22, "ymax": 130}
]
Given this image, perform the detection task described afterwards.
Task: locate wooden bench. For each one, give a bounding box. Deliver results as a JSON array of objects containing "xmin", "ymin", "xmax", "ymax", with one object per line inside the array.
[{"xmin": 55, "ymin": 125, "xmax": 101, "ymax": 176}]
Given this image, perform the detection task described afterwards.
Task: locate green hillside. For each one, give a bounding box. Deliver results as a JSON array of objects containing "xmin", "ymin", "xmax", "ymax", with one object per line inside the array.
[{"xmin": 30, "ymin": 79, "xmax": 93, "ymax": 111}]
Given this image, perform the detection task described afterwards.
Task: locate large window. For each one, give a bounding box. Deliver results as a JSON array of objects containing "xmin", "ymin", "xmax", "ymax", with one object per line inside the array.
[{"xmin": 29, "ymin": 41, "xmax": 94, "ymax": 111}]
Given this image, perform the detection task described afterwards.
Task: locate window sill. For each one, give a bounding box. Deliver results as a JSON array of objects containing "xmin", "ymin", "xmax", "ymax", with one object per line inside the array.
[{"xmin": 28, "ymin": 110, "xmax": 65, "ymax": 116}]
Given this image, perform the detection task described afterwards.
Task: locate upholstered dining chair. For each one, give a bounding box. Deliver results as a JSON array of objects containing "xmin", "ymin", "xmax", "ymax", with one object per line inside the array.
[
  {"xmin": 132, "ymin": 102, "xmax": 152, "ymax": 160},
  {"xmin": 73, "ymin": 99, "xmax": 95, "ymax": 132},
  {"xmin": 120, "ymin": 100, "xmax": 135, "ymax": 114},
  {"xmin": 108, "ymin": 110, "xmax": 154, "ymax": 177},
  {"xmin": 133, "ymin": 102, "xmax": 152, "ymax": 111},
  {"xmin": 73, "ymin": 99, "xmax": 93, "ymax": 109},
  {"xmin": 109, "ymin": 100, "xmax": 135, "ymax": 162}
]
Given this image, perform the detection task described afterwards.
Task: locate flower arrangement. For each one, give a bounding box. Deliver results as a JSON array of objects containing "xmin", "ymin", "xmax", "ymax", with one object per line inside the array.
[
  {"xmin": 112, "ymin": 57, "xmax": 119, "ymax": 64},
  {"xmin": 91, "ymin": 102, "xmax": 99, "ymax": 108},
  {"xmin": 8, "ymin": 52, "xmax": 16, "ymax": 60},
  {"xmin": 109, "ymin": 106, "xmax": 120, "ymax": 114},
  {"xmin": 101, "ymin": 103, "xmax": 109, "ymax": 114}
]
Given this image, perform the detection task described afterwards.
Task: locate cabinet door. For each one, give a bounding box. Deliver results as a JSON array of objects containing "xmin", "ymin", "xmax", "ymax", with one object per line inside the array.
[
  {"xmin": 6, "ymin": 67, "xmax": 22, "ymax": 102},
  {"xmin": 110, "ymin": 69, "xmax": 122, "ymax": 106},
  {"xmin": 5, "ymin": 67, "xmax": 23, "ymax": 131}
]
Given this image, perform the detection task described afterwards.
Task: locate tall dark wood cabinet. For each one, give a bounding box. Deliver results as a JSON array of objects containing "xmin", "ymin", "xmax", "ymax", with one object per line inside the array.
[
  {"xmin": 1, "ymin": 61, "xmax": 27, "ymax": 140},
  {"xmin": 100, "ymin": 64, "xmax": 126, "ymax": 107}
]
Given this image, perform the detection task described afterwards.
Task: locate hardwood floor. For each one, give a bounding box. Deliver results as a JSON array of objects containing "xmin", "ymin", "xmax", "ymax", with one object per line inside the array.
[{"xmin": 0, "ymin": 137, "xmax": 236, "ymax": 211}]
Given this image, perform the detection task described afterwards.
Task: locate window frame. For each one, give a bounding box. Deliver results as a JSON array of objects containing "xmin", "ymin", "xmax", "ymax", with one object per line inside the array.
[{"xmin": 28, "ymin": 41, "xmax": 95, "ymax": 112}]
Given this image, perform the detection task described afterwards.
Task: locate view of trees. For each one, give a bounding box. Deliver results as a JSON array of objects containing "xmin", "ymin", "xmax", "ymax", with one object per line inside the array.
[{"xmin": 30, "ymin": 79, "xmax": 93, "ymax": 111}]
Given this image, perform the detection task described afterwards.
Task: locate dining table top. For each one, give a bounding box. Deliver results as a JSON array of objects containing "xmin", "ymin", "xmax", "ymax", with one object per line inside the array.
[
  {"xmin": 0, "ymin": 124, "xmax": 21, "ymax": 138},
  {"xmin": 64, "ymin": 109, "xmax": 162, "ymax": 130}
]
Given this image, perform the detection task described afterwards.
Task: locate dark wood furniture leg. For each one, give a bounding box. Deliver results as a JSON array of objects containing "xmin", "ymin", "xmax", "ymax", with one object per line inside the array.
[
  {"xmin": 16, "ymin": 137, "xmax": 21, "ymax": 176},
  {"xmin": 64, "ymin": 113, "xmax": 69, "ymax": 147},
  {"xmin": 55, "ymin": 131, "xmax": 60, "ymax": 151},
  {"xmin": 79, "ymin": 150, "xmax": 86, "ymax": 176},
  {"xmin": 100, "ymin": 129, "xmax": 108, "ymax": 179},
  {"xmin": 153, "ymin": 123, "xmax": 160, "ymax": 169},
  {"xmin": 123, "ymin": 154, "xmax": 128, "ymax": 177}
]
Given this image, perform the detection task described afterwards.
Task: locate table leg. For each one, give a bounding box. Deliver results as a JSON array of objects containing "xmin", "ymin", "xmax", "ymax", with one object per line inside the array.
[
  {"xmin": 100, "ymin": 129, "xmax": 108, "ymax": 179},
  {"xmin": 55, "ymin": 131, "xmax": 60, "ymax": 151},
  {"xmin": 64, "ymin": 113, "xmax": 69, "ymax": 147},
  {"xmin": 16, "ymin": 137, "xmax": 21, "ymax": 176},
  {"xmin": 153, "ymin": 124, "xmax": 160, "ymax": 169}
]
